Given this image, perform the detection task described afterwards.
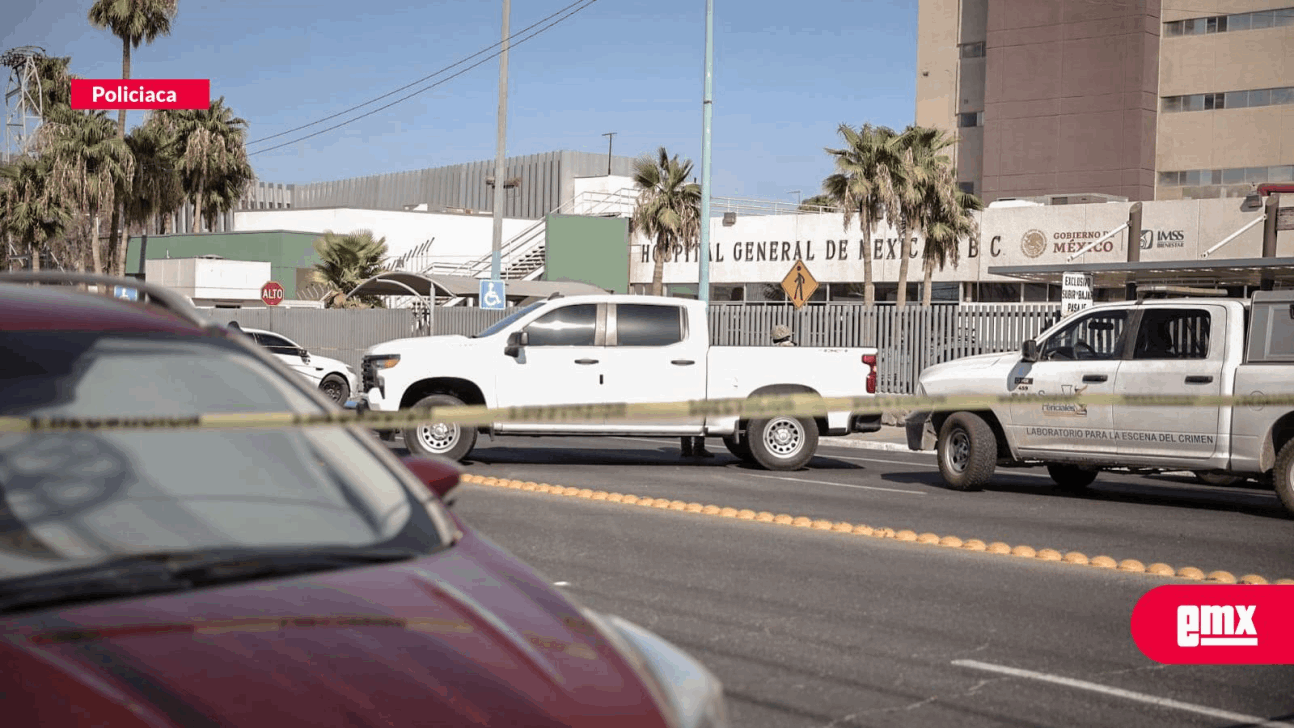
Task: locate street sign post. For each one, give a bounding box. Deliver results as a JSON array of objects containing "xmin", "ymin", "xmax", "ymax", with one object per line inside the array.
[
  {"xmin": 480, "ymin": 279, "xmax": 506, "ymax": 310},
  {"xmin": 781, "ymin": 260, "xmax": 818, "ymax": 309},
  {"xmin": 260, "ymin": 281, "xmax": 284, "ymax": 306}
]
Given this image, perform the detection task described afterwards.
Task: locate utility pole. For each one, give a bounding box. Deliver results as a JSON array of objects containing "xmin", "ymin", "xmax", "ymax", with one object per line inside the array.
[
  {"xmin": 602, "ymin": 132, "xmax": 616, "ymax": 175},
  {"xmin": 789, "ymin": 190, "xmax": 801, "ymax": 208},
  {"xmin": 698, "ymin": 0, "xmax": 715, "ymax": 303},
  {"xmin": 490, "ymin": 0, "xmax": 511, "ymax": 283}
]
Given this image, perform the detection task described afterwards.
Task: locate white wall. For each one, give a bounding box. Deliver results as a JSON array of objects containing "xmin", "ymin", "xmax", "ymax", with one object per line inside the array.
[
  {"xmin": 628, "ymin": 197, "xmax": 1293, "ymax": 286},
  {"xmin": 233, "ymin": 208, "xmax": 533, "ymax": 268},
  {"xmin": 571, "ymin": 176, "xmax": 636, "ymax": 216},
  {"xmin": 147, "ymin": 258, "xmax": 270, "ymax": 302}
]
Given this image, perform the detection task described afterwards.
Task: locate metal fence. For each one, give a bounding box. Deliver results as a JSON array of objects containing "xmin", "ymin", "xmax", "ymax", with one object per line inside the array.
[{"xmin": 211, "ymin": 303, "xmax": 1062, "ymax": 394}]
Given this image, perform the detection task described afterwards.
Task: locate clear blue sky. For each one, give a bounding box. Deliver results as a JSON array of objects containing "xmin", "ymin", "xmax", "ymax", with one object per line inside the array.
[{"xmin": 3, "ymin": 0, "xmax": 918, "ymax": 201}]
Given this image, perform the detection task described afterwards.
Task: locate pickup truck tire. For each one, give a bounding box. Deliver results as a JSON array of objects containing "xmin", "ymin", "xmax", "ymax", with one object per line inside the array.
[
  {"xmin": 722, "ymin": 432, "xmax": 755, "ymax": 462},
  {"xmin": 404, "ymin": 394, "xmax": 477, "ymax": 462},
  {"xmin": 937, "ymin": 413, "xmax": 996, "ymax": 491},
  {"xmin": 747, "ymin": 416, "xmax": 818, "ymax": 471},
  {"xmin": 1047, "ymin": 465, "xmax": 1098, "ymax": 492},
  {"xmin": 1275, "ymin": 439, "xmax": 1294, "ymax": 516}
]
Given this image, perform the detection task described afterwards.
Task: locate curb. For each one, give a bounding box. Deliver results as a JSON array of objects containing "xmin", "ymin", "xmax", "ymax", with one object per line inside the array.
[
  {"xmin": 458, "ymin": 473, "xmax": 1293, "ymax": 586},
  {"xmin": 819, "ymin": 436, "xmax": 921, "ymax": 454}
]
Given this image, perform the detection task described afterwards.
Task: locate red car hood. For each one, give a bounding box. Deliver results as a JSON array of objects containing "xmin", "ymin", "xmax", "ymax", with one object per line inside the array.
[{"xmin": 0, "ymin": 532, "xmax": 668, "ymax": 728}]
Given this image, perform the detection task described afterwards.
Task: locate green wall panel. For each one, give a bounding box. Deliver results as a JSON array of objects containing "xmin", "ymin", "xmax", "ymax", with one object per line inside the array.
[
  {"xmin": 543, "ymin": 215, "xmax": 629, "ymax": 294},
  {"xmin": 127, "ymin": 231, "xmax": 322, "ymax": 298}
]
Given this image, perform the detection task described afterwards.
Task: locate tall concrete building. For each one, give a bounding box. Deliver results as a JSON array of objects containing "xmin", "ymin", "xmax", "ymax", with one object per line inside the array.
[{"xmin": 915, "ymin": 0, "xmax": 1294, "ymax": 204}]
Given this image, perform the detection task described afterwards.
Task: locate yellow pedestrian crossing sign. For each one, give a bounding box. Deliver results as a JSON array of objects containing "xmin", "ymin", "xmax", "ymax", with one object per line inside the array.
[{"xmin": 781, "ymin": 260, "xmax": 818, "ymax": 308}]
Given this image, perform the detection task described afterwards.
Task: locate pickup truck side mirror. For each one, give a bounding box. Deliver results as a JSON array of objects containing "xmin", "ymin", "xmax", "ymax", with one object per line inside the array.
[
  {"xmin": 298, "ymin": 348, "xmax": 311, "ymax": 363},
  {"xmin": 504, "ymin": 330, "xmax": 528, "ymax": 358},
  {"xmin": 1021, "ymin": 339, "xmax": 1040, "ymax": 363}
]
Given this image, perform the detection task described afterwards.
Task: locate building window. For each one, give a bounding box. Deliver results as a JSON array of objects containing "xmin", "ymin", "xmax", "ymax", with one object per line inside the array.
[
  {"xmin": 1161, "ymin": 86, "xmax": 1294, "ymax": 113},
  {"xmin": 958, "ymin": 111, "xmax": 983, "ymax": 127},
  {"xmin": 959, "ymin": 41, "xmax": 985, "ymax": 58},
  {"xmin": 1165, "ymin": 7, "xmax": 1294, "ymax": 36},
  {"xmin": 1158, "ymin": 164, "xmax": 1294, "ymax": 187},
  {"xmin": 957, "ymin": 181, "xmax": 975, "ymax": 195}
]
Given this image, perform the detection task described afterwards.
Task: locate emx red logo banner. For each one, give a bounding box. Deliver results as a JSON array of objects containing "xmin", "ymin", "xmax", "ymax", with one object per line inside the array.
[
  {"xmin": 71, "ymin": 79, "xmax": 209, "ymax": 110},
  {"xmin": 1132, "ymin": 585, "xmax": 1294, "ymax": 664}
]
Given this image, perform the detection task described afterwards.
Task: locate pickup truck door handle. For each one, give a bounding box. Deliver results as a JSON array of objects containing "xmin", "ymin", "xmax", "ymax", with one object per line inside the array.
[
  {"xmin": 671, "ymin": 359, "xmax": 695, "ymax": 366},
  {"xmin": 574, "ymin": 358, "xmax": 599, "ymax": 365},
  {"xmin": 1185, "ymin": 375, "xmax": 1214, "ymax": 384},
  {"xmin": 1081, "ymin": 374, "xmax": 1107, "ymax": 383}
]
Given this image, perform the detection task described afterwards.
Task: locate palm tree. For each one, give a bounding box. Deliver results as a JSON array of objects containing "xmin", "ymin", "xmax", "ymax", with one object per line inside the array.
[
  {"xmin": 0, "ymin": 156, "xmax": 75, "ymax": 271},
  {"xmin": 38, "ymin": 110, "xmax": 134, "ymax": 274},
  {"xmin": 822, "ymin": 123, "xmax": 902, "ymax": 306},
  {"xmin": 630, "ymin": 147, "xmax": 702, "ymax": 297},
  {"xmin": 170, "ymin": 98, "xmax": 253, "ymax": 234},
  {"xmin": 921, "ymin": 174, "xmax": 982, "ymax": 306},
  {"xmin": 88, "ymin": 0, "xmax": 178, "ymax": 280},
  {"xmin": 35, "ymin": 56, "xmax": 76, "ymax": 120},
  {"xmin": 123, "ymin": 113, "xmax": 186, "ymax": 239},
  {"xmin": 312, "ymin": 230, "xmax": 389, "ymax": 308},
  {"xmin": 892, "ymin": 125, "xmax": 955, "ymax": 309}
]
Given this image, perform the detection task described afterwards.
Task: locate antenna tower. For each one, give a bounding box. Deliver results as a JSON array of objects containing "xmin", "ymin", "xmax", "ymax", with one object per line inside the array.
[{"xmin": 2, "ymin": 46, "xmax": 47, "ymax": 163}]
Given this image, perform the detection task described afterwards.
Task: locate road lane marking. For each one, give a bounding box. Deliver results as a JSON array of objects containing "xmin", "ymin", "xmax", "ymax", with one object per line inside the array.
[
  {"xmin": 951, "ymin": 660, "xmax": 1293, "ymax": 727},
  {"xmin": 744, "ymin": 472, "xmax": 926, "ymax": 495}
]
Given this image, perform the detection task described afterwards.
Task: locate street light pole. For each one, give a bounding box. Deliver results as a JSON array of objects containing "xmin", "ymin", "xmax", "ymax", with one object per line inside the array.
[
  {"xmin": 789, "ymin": 190, "xmax": 801, "ymax": 208},
  {"xmin": 697, "ymin": 0, "xmax": 715, "ymax": 303},
  {"xmin": 602, "ymin": 132, "xmax": 616, "ymax": 175},
  {"xmin": 490, "ymin": 0, "xmax": 511, "ymax": 283}
]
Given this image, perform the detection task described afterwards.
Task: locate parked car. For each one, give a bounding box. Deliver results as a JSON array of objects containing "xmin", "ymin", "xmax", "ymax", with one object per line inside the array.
[
  {"xmin": 906, "ymin": 291, "xmax": 1294, "ymax": 515},
  {"xmin": 359, "ymin": 294, "xmax": 882, "ymax": 470},
  {"xmin": 0, "ymin": 273, "xmax": 730, "ymax": 728},
  {"xmin": 238, "ymin": 326, "xmax": 357, "ymax": 404}
]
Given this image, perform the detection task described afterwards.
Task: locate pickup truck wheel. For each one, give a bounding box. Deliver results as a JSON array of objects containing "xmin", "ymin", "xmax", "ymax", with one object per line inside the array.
[
  {"xmin": 722, "ymin": 432, "xmax": 754, "ymax": 462},
  {"xmin": 936, "ymin": 413, "xmax": 996, "ymax": 491},
  {"xmin": 1047, "ymin": 464, "xmax": 1098, "ymax": 492},
  {"xmin": 404, "ymin": 394, "xmax": 476, "ymax": 462},
  {"xmin": 1274, "ymin": 439, "xmax": 1294, "ymax": 516},
  {"xmin": 318, "ymin": 374, "xmax": 350, "ymax": 405},
  {"xmin": 748, "ymin": 416, "xmax": 818, "ymax": 471}
]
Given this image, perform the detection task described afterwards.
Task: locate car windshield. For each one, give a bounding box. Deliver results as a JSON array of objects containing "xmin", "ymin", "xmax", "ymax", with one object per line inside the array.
[
  {"xmin": 0, "ymin": 331, "xmax": 437, "ymax": 584},
  {"xmin": 473, "ymin": 302, "xmax": 544, "ymax": 338}
]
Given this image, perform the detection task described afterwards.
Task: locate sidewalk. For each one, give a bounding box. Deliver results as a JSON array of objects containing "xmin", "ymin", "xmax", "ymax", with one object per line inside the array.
[{"xmin": 821, "ymin": 426, "xmax": 919, "ymax": 453}]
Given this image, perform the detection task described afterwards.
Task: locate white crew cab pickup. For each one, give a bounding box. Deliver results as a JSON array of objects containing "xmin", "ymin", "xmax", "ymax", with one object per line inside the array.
[
  {"xmin": 906, "ymin": 291, "xmax": 1294, "ymax": 515},
  {"xmin": 359, "ymin": 294, "xmax": 881, "ymax": 470}
]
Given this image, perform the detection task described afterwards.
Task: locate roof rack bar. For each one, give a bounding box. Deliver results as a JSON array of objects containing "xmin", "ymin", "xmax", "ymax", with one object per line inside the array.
[
  {"xmin": 0, "ymin": 272, "xmax": 213, "ymax": 328},
  {"xmin": 1201, "ymin": 214, "xmax": 1266, "ymax": 259}
]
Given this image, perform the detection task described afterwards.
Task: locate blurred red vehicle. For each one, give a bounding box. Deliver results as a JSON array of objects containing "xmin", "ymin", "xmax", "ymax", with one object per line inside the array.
[{"xmin": 0, "ymin": 273, "xmax": 728, "ymax": 728}]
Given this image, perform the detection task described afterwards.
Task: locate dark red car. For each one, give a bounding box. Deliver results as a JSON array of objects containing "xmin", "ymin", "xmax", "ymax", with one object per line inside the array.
[{"xmin": 0, "ymin": 273, "xmax": 728, "ymax": 728}]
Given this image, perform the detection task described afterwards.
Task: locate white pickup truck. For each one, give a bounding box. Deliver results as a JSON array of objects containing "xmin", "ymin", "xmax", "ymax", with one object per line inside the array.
[
  {"xmin": 359, "ymin": 294, "xmax": 881, "ymax": 470},
  {"xmin": 906, "ymin": 291, "xmax": 1294, "ymax": 515}
]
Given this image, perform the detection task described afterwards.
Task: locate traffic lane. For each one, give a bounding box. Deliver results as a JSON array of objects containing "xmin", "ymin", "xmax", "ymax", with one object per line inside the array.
[
  {"xmin": 423, "ymin": 435, "xmax": 1294, "ymax": 582},
  {"xmin": 450, "ymin": 486, "xmax": 1294, "ymax": 728}
]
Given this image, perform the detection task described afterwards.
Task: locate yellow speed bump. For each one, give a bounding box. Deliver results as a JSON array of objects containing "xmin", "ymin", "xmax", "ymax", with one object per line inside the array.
[{"xmin": 461, "ymin": 473, "xmax": 1289, "ymax": 585}]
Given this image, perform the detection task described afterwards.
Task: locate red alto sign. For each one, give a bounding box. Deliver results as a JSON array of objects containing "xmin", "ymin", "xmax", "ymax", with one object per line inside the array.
[
  {"xmin": 1131, "ymin": 585, "xmax": 1294, "ymax": 664},
  {"xmin": 260, "ymin": 281, "xmax": 285, "ymax": 306}
]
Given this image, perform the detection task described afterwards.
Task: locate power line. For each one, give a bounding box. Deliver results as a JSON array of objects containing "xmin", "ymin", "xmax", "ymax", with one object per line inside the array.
[
  {"xmin": 247, "ymin": 0, "xmax": 591, "ymax": 146},
  {"xmin": 247, "ymin": 0, "xmax": 599, "ymax": 157}
]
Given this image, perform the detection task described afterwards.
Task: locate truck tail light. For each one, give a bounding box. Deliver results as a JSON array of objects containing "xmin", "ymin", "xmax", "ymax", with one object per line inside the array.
[{"xmin": 862, "ymin": 354, "xmax": 877, "ymax": 394}]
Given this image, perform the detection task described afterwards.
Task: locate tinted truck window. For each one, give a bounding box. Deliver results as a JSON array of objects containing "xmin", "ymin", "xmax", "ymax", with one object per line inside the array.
[
  {"xmin": 616, "ymin": 304, "xmax": 683, "ymax": 346},
  {"xmin": 525, "ymin": 304, "xmax": 597, "ymax": 346}
]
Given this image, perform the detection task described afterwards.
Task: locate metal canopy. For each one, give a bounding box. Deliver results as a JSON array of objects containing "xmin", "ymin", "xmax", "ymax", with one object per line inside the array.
[
  {"xmin": 348, "ymin": 272, "xmax": 607, "ymax": 302},
  {"xmin": 988, "ymin": 257, "xmax": 1294, "ymax": 288}
]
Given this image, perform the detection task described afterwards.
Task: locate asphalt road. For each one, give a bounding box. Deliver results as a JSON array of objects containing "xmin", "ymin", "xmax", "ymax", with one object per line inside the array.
[{"xmin": 389, "ymin": 434, "xmax": 1294, "ymax": 728}]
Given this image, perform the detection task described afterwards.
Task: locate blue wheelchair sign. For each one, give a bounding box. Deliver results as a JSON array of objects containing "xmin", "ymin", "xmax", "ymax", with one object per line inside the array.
[
  {"xmin": 479, "ymin": 279, "xmax": 505, "ymax": 310},
  {"xmin": 113, "ymin": 285, "xmax": 139, "ymax": 301}
]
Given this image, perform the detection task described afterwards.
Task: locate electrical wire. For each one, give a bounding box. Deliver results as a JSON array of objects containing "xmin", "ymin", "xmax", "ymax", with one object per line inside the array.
[
  {"xmin": 247, "ymin": 0, "xmax": 600, "ymax": 157},
  {"xmin": 247, "ymin": 0, "xmax": 592, "ymax": 146}
]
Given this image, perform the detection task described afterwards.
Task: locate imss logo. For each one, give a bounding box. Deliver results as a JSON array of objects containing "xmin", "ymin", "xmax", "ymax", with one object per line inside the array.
[
  {"xmin": 1132, "ymin": 585, "xmax": 1293, "ymax": 664},
  {"xmin": 1177, "ymin": 605, "xmax": 1257, "ymax": 646}
]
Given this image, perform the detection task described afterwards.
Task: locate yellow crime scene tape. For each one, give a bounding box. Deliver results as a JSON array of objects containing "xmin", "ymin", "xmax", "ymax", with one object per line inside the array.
[{"xmin": 2, "ymin": 391, "xmax": 1294, "ymax": 433}]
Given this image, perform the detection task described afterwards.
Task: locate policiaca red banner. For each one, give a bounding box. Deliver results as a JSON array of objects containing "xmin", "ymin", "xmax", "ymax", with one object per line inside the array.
[{"xmin": 71, "ymin": 79, "xmax": 210, "ymax": 110}]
